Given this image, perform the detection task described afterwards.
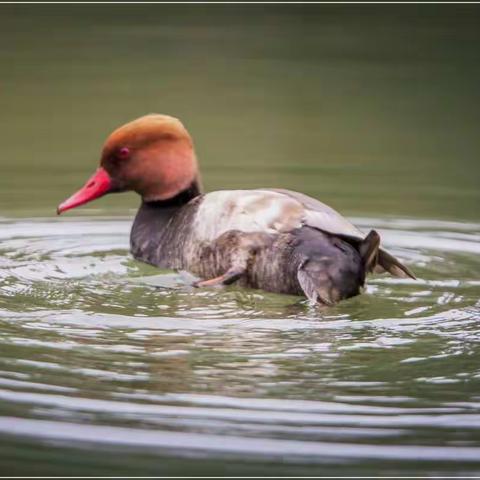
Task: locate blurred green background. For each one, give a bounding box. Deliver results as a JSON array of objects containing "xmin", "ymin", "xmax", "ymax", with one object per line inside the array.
[
  {"xmin": 1, "ymin": 4, "xmax": 479, "ymax": 220},
  {"xmin": 1, "ymin": 6, "xmax": 480, "ymax": 476}
]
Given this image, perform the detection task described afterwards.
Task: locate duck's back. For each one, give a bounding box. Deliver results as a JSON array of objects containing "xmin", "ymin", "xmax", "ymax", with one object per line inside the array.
[{"xmin": 189, "ymin": 189, "xmax": 363, "ymax": 242}]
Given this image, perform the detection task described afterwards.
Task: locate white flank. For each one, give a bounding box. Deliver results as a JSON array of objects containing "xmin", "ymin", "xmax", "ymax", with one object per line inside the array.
[{"xmin": 192, "ymin": 189, "xmax": 364, "ymax": 242}]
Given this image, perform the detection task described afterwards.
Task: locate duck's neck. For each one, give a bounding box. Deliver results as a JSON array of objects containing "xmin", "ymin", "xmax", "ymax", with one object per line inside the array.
[
  {"xmin": 142, "ymin": 180, "xmax": 202, "ymax": 209},
  {"xmin": 130, "ymin": 180, "xmax": 202, "ymax": 264}
]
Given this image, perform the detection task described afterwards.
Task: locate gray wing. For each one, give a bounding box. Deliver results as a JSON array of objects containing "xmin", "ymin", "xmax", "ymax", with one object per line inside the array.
[{"xmin": 269, "ymin": 188, "xmax": 416, "ymax": 280}]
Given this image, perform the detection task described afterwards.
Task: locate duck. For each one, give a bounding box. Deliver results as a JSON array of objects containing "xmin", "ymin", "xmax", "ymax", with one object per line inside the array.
[{"xmin": 57, "ymin": 114, "xmax": 415, "ymax": 305}]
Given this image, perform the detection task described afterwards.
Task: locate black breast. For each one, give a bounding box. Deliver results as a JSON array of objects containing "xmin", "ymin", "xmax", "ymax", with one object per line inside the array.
[{"xmin": 130, "ymin": 181, "xmax": 202, "ymax": 268}]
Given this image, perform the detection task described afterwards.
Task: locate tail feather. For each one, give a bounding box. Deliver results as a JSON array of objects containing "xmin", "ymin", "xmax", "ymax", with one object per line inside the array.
[
  {"xmin": 339, "ymin": 232, "xmax": 416, "ymax": 280},
  {"xmin": 377, "ymin": 248, "xmax": 416, "ymax": 280},
  {"xmin": 359, "ymin": 230, "xmax": 381, "ymax": 273}
]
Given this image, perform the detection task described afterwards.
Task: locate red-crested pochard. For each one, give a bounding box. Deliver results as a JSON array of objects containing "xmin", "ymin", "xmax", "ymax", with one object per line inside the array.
[{"xmin": 57, "ymin": 114, "xmax": 415, "ymax": 305}]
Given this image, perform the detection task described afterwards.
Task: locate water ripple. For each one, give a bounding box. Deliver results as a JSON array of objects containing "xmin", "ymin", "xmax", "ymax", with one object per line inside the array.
[{"xmin": 0, "ymin": 216, "xmax": 479, "ymax": 473}]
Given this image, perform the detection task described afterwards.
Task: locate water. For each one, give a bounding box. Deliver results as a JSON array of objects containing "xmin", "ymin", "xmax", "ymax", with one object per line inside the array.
[{"xmin": 1, "ymin": 4, "xmax": 480, "ymax": 476}]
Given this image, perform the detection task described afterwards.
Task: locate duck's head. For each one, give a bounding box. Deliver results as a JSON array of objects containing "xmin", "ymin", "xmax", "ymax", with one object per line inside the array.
[{"xmin": 57, "ymin": 114, "xmax": 199, "ymax": 214}]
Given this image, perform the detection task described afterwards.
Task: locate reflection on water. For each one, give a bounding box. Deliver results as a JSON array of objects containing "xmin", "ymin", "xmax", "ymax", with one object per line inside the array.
[
  {"xmin": 1, "ymin": 3, "xmax": 480, "ymax": 476},
  {"xmin": 0, "ymin": 216, "xmax": 479, "ymax": 475}
]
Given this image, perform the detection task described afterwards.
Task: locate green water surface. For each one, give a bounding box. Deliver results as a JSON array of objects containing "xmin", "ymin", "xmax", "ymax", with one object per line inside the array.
[{"xmin": 0, "ymin": 4, "xmax": 479, "ymax": 476}]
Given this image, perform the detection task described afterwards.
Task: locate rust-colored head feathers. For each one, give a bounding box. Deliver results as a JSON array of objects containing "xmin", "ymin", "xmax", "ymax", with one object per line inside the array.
[
  {"xmin": 57, "ymin": 114, "xmax": 200, "ymax": 214},
  {"xmin": 103, "ymin": 114, "xmax": 192, "ymax": 158},
  {"xmin": 101, "ymin": 114, "xmax": 198, "ymax": 201}
]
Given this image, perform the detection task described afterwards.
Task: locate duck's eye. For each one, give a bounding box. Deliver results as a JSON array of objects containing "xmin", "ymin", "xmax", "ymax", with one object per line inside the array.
[{"xmin": 118, "ymin": 147, "xmax": 130, "ymax": 159}]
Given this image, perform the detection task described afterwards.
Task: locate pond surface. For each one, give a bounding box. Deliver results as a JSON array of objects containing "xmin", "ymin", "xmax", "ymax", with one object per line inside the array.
[{"xmin": 1, "ymin": 4, "xmax": 479, "ymax": 476}]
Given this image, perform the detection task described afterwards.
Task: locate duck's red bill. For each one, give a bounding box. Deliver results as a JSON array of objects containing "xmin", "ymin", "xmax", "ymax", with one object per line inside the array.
[{"xmin": 57, "ymin": 167, "xmax": 112, "ymax": 215}]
